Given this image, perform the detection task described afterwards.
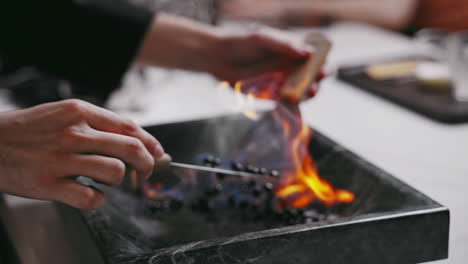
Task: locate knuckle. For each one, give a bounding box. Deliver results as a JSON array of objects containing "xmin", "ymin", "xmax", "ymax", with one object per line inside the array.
[
  {"xmin": 62, "ymin": 99, "xmax": 84, "ymax": 111},
  {"xmin": 61, "ymin": 99, "xmax": 87, "ymax": 119},
  {"xmin": 126, "ymin": 138, "xmax": 145, "ymax": 155},
  {"xmin": 107, "ymin": 159, "xmax": 126, "ymax": 185},
  {"xmin": 148, "ymin": 137, "xmax": 159, "ymax": 149},
  {"xmin": 60, "ymin": 126, "xmax": 89, "ymax": 146},
  {"xmin": 121, "ymin": 118, "xmax": 138, "ymax": 135}
]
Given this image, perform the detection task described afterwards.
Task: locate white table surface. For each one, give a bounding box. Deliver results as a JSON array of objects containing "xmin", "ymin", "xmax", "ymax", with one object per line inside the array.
[{"xmin": 1, "ymin": 22, "xmax": 467, "ymax": 263}]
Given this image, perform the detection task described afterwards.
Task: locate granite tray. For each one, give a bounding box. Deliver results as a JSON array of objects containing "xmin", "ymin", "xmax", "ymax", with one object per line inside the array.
[
  {"xmin": 56, "ymin": 113, "xmax": 450, "ymax": 264},
  {"xmin": 338, "ymin": 57, "xmax": 468, "ymax": 124}
]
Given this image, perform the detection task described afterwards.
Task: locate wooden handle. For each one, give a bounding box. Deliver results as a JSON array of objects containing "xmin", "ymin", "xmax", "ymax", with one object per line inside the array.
[{"xmin": 280, "ymin": 33, "xmax": 331, "ymax": 103}]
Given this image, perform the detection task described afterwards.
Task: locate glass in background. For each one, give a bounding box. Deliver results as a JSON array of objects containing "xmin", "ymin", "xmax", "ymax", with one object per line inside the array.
[
  {"xmin": 447, "ymin": 31, "xmax": 468, "ymax": 102},
  {"xmin": 415, "ymin": 29, "xmax": 468, "ymax": 102}
]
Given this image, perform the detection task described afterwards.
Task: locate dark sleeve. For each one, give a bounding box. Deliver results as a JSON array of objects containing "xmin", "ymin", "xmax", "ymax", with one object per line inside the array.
[{"xmin": 0, "ymin": 0, "xmax": 153, "ymax": 90}]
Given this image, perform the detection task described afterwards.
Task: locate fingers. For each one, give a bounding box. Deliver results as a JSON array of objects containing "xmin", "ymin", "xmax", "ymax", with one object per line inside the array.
[
  {"xmin": 62, "ymin": 154, "xmax": 126, "ymax": 186},
  {"xmin": 235, "ymin": 57, "xmax": 287, "ymax": 80},
  {"xmin": 54, "ymin": 180, "xmax": 105, "ymax": 210},
  {"xmin": 306, "ymin": 82, "xmax": 320, "ymax": 99},
  {"xmin": 69, "ymin": 129, "xmax": 155, "ymax": 178},
  {"xmin": 250, "ymin": 31, "xmax": 310, "ymax": 59},
  {"xmin": 69, "ymin": 100, "xmax": 164, "ymax": 159}
]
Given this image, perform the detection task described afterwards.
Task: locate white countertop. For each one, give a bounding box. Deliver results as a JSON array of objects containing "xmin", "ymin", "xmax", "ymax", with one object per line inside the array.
[{"xmin": 1, "ymin": 22, "xmax": 467, "ymax": 263}]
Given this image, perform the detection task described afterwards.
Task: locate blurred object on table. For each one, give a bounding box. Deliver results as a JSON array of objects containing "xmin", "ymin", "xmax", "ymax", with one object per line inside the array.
[
  {"xmin": 129, "ymin": 0, "xmax": 218, "ymax": 24},
  {"xmin": 412, "ymin": 0, "xmax": 468, "ymax": 32},
  {"xmin": 338, "ymin": 55, "xmax": 468, "ymax": 123},
  {"xmin": 220, "ymin": 0, "xmax": 418, "ymax": 30},
  {"xmin": 220, "ymin": 0, "xmax": 468, "ymax": 33},
  {"xmin": 447, "ymin": 31, "xmax": 468, "ymax": 102},
  {"xmin": 415, "ymin": 29, "xmax": 468, "ymax": 102}
]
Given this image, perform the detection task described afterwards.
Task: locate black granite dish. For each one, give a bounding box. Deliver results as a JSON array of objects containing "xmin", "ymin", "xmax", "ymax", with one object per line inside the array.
[
  {"xmin": 56, "ymin": 113, "xmax": 449, "ymax": 264},
  {"xmin": 338, "ymin": 57, "xmax": 468, "ymax": 124}
]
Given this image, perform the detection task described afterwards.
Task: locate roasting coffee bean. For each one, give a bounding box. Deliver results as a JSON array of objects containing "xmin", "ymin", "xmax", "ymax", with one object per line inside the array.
[
  {"xmin": 203, "ymin": 155, "xmax": 215, "ymax": 165},
  {"xmin": 252, "ymin": 187, "xmax": 262, "ymax": 197},
  {"xmin": 270, "ymin": 170, "xmax": 280, "ymax": 177},
  {"xmin": 147, "ymin": 199, "xmax": 170, "ymax": 213},
  {"xmin": 263, "ymin": 182, "xmax": 274, "ymax": 192},
  {"xmin": 247, "ymin": 180, "xmax": 256, "ymax": 188},
  {"xmin": 304, "ymin": 218, "xmax": 316, "ymax": 224},
  {"xmin": 205, "ymin": 184, "xmax": 223, "ymax": 197},
  {"xmin": 246, "ymin": 165, "xmax": 260, "ymax": 174},
  {"xmin": 203, "ymin": 155, "xmax": 221, "ymax": 167},
  {"xmin": 231, "ymin": 161, "xmax": 245, "ymax": 171},
  {"xmin": 169, "ymin": 199, "xmax": 184, "ymax": 211},
  {"xmin": 216, "ymin": 173, "xmax": 226, "ymax": 180},
  {"xmin": 212, "ymin": 157, "xmax": 221, "ymax": 167},
  {"xmin": 303, "ymin": 210, "xmax": 324, "ymax": 223}
]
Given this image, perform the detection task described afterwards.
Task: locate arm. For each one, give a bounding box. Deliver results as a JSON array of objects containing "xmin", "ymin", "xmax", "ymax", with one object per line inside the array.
[
  {"xmin": 0, "ymin": 99, "xmax": 164, "ymax": 209},
  {"xmin": 0, "ymin": 0, "xmax": 152, "ymax": 90},
  {"xmin": 136, "ymin": 14, "xmax": 309, "ymax": 83},
  {"xmin": 1, "ymin": 1, "xmax": 309, "ymax": 89},
  {"xmin": 222, "ymin": 0, "xmax": 419, "ymax": 30},
  {"xmin": 293, "ymin": 0, "xmax": 419, "ymax": 30}
]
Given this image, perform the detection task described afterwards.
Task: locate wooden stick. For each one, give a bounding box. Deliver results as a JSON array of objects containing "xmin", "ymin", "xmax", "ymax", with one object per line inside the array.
[{"xmin": 280, "ymin": 33, "xmax": 331, "ymax": 103}]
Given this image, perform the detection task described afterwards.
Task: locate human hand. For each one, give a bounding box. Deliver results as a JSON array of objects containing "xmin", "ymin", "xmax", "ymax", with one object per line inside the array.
[
  {"xmin": 237, "ymin": 69, "xmax": 326, "ymax": 102},
  {"xmin": 208, "ymin": 30, "xmax": 311, "ymax": 84},
  {"xmin": 137, "ymin": 14, "xmax": 310, "ymax": 83},
  {"xmin": 0, "ymin": 99, "xmax": 164, "ymax": 209}
]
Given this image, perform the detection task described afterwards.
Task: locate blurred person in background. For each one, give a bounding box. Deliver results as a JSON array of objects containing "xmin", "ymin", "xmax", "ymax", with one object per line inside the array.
[
  {"xmin": 0, "ymin": 0, "xmax": 312, "ymax": 209},
  {"xmin": 221, "ymin": 0, "xmax": 468, "ymax": 32}
]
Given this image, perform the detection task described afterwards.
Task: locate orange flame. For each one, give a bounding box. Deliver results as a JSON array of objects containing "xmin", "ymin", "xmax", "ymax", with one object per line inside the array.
[
  {"xmin": 276, "ymin": 120, "xmax": 354, "ymax": 207},
  {"xmin": 224, "ymin": 78, "xmax": 355, "ymax": 208},
  {"xmin": 225, "ymin": 78, "xmax": 354, "ymax": 208}
]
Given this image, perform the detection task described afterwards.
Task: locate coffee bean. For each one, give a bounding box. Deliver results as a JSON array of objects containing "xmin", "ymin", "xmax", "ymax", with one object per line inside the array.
[
  {"xmin": 246, "ymin": 165, "xmax": 260, "ymax": 174},
  {"xmin": 212, "ymin": 157, "xmax": 221, "ymax": 167},
  {"xmin": 216, "ymin": 173, "xmax": 226, "ymax": 180},
  {"xmin": 252, "ymin": 187, "xmax": 262, "ymax": 197},
  {"xmin": 263, "ymin": 182, "xmax": 274, "ymax": 192},
  {"xmin": 270, "ymin": 170, "xmax": 280, "ymax": 177},
  {"xmin": 169, "ymin": 199, "xmax": 184, "ymax": 211},
  {"xmin": 231, "ymin": 161, "xmax": 245, "ymax": 171},
  {"xmin": 247, "ymin": 180, "xmax": 256, "ymax": 188},
  {"xmin": 203, "ymin": 155, "xmax": 215, "ymax": 165}
]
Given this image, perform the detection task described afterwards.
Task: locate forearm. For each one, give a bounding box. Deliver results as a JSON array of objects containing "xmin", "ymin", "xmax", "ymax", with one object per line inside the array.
[
  {"xmin": 0, "ymin": 0, "xmax": 152, "ymax": 90},
  {"xmin": 136, "ymin": 13, "xmax": 222, "ymax": 73},
  {"xmin": 289, "ymin": 0, "xmax": 418, "ymax": 30}
]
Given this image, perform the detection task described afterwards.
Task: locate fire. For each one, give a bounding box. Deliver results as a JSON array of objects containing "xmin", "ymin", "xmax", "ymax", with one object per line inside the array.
[
  {"xmin": 276, "ymin": 116, "xmax": 354, "ymax": 207},
  {"xmin": 227, "ymin": 76, "xmax": 355, "ymax": 208}
]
